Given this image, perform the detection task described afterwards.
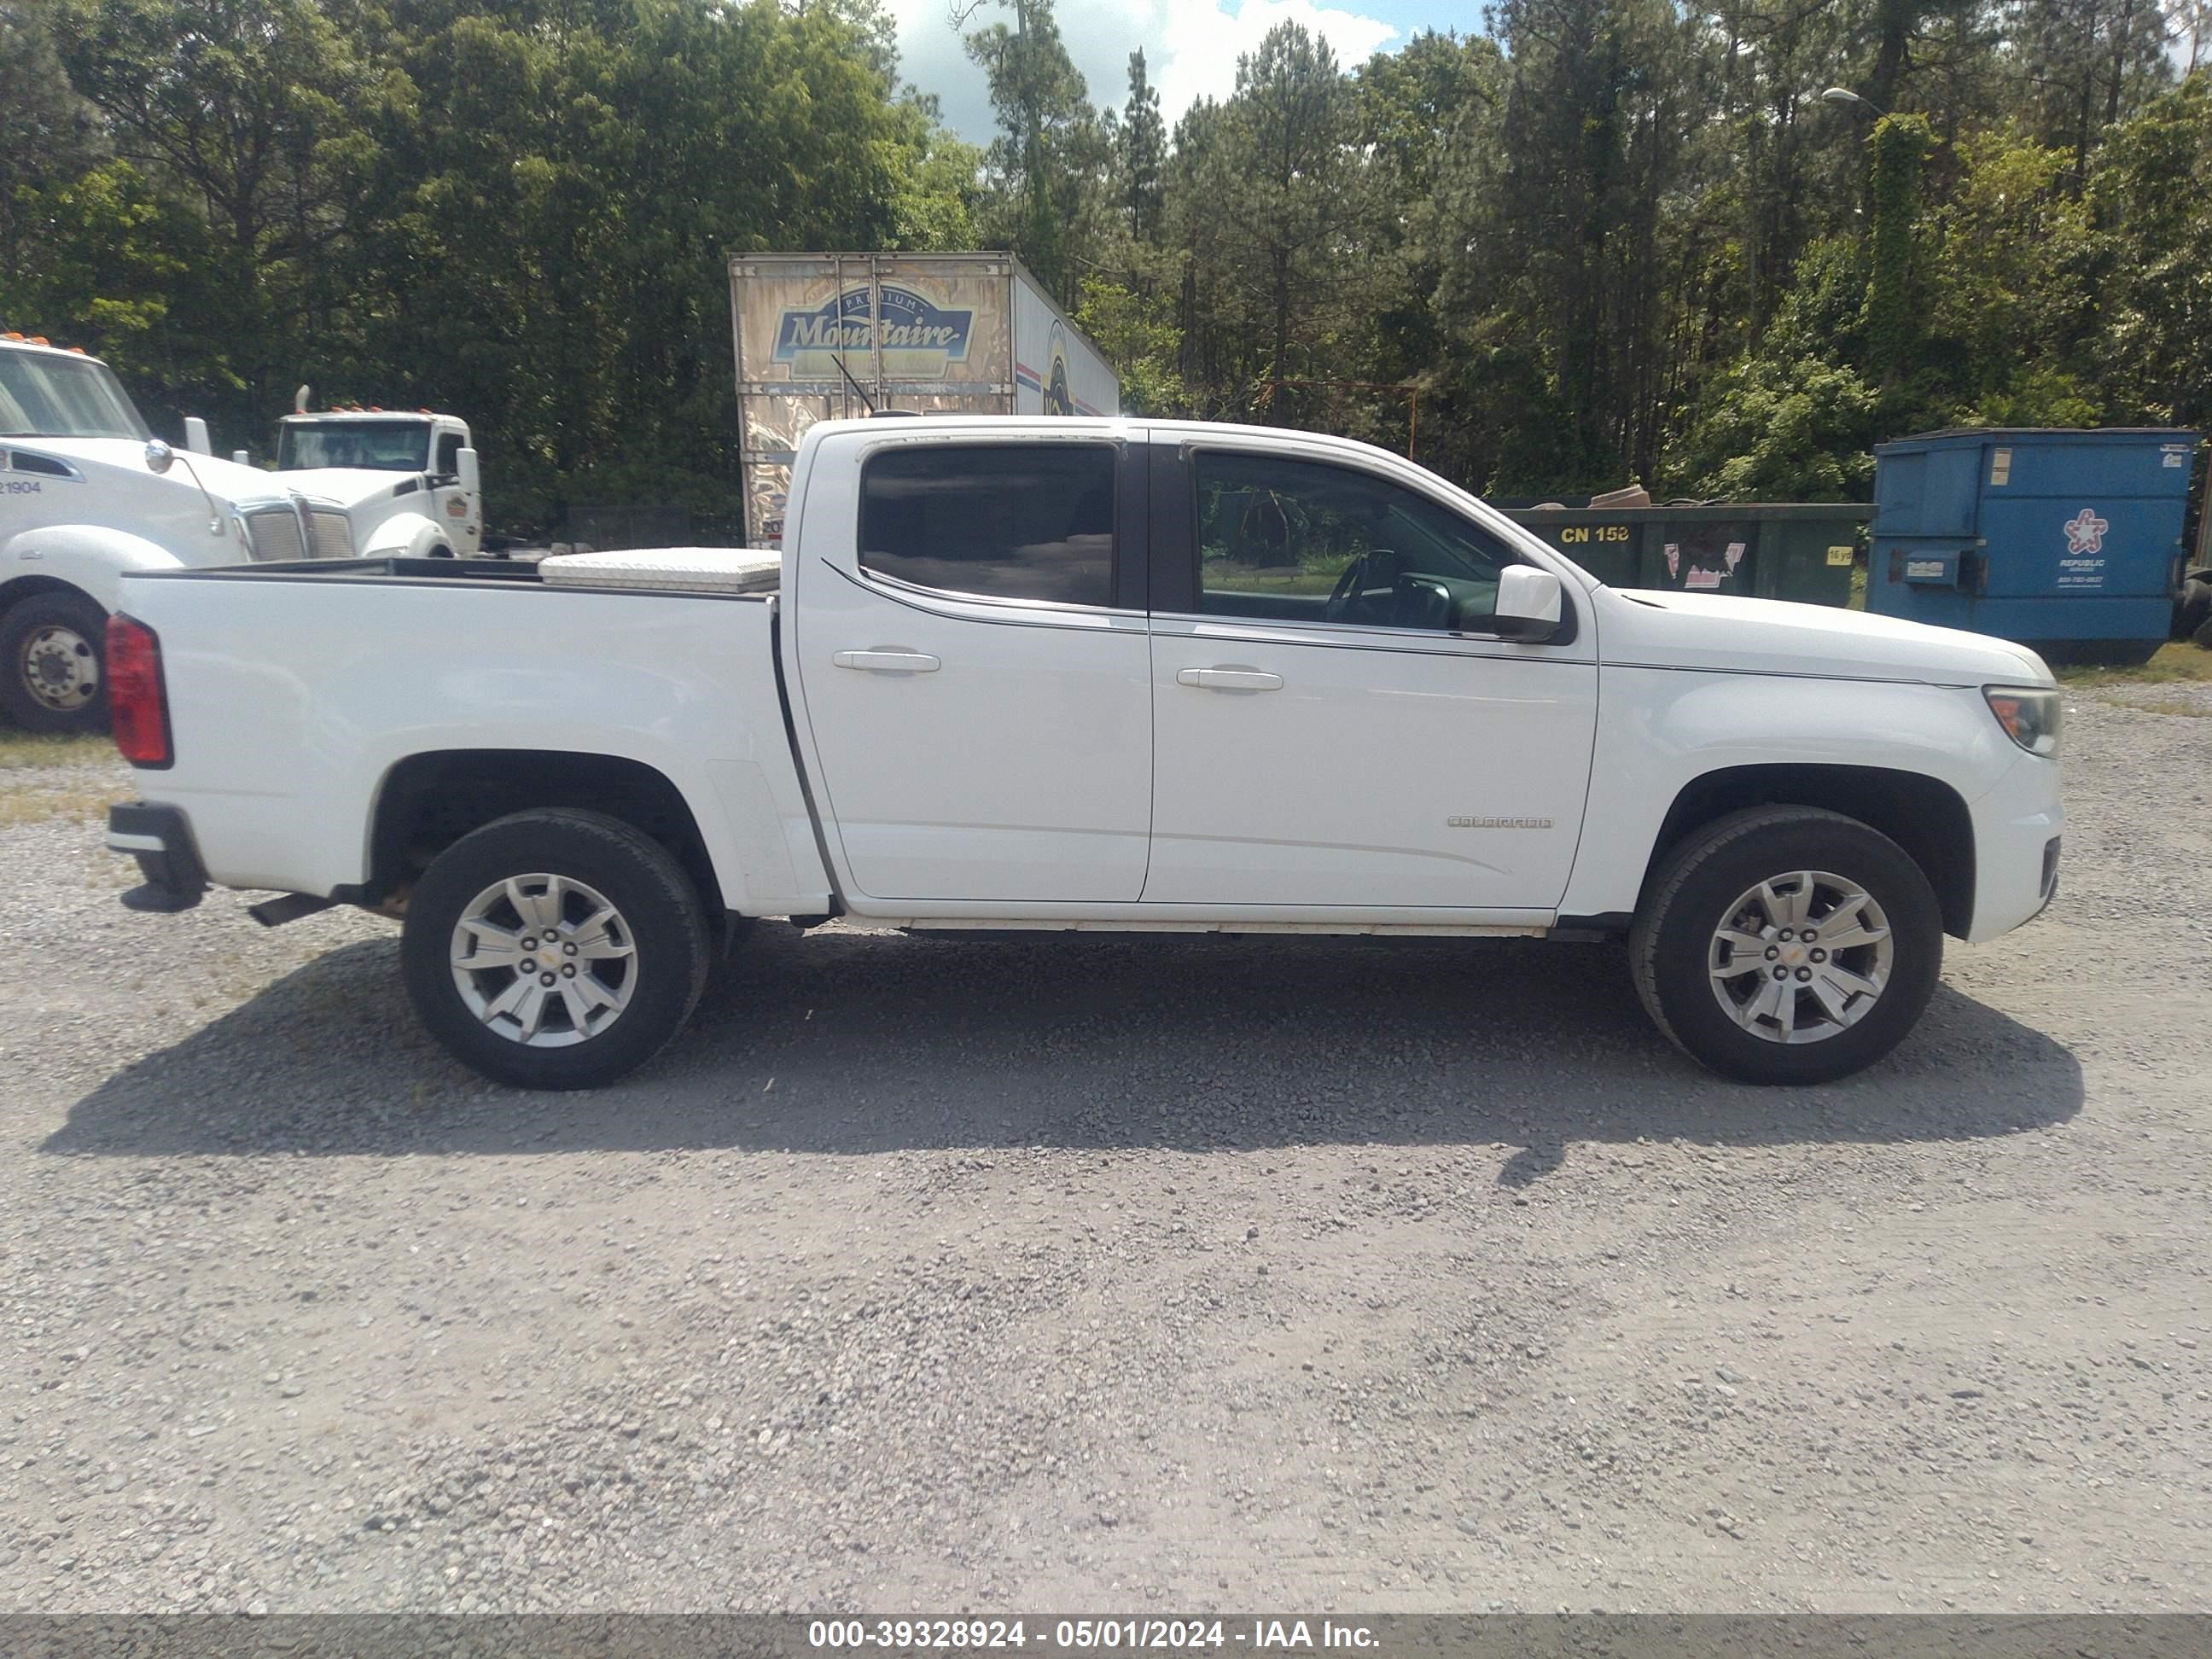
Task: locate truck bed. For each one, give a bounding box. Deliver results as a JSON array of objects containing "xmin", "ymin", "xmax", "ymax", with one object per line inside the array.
[{"xmin": 117, "ymin": 556, "xmax": 832, "ymax": 916}]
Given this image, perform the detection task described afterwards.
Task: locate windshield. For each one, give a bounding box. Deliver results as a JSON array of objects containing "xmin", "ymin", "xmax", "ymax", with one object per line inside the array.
[
  {"xmin": 0, "ymin": 351, "xmax": 152, "ymax": 440},
  {"xmin": 278, "ymin": 418, "xmax": 431, "ymax": 472}
]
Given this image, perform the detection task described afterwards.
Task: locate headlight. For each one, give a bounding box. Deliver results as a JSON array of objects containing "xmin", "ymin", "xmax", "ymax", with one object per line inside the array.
[{"xmin": 1983, "ymin": 685, "xmax": 2061, "ymax": 757}]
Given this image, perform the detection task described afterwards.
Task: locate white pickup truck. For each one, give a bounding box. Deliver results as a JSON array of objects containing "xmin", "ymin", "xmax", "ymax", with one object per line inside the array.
[
  {"xmin": 0, "ymin": 335, "xmax": 480, "ymax": 731},
  {"xmin": 103, "ymin": 417, "xmax": 2064, "ymax": 1091}
]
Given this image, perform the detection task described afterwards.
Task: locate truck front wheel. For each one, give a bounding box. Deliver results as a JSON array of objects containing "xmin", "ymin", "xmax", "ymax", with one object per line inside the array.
[
  {"xmin": 400, "ymin": 808, "xmax": 712, "ymax": 1090},
  {"xmin": 1629, "ymin": 806, "xmax": 1944, "ymax": 1085},
  {"xmin": 0, "ymin": 590, "xmax": 110, "ymax": 735}
]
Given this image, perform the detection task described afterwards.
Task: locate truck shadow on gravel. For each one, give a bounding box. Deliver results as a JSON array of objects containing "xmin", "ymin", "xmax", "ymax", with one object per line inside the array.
[{"xmin": 45, "ymin": 926, "xmax": 2082, "ymax": 1173}]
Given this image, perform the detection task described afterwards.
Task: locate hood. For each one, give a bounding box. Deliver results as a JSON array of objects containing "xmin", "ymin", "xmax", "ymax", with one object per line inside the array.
[
  {"xmin": 20, "ymin": 437, "xmax": 274, "ymax": 502},
  {"xmin": 259, "ymin": 466, "xmax": 424, "ymax": 509},
  {"xmin": 1597, "ymin": 588, "xmax": 2052, "ymax": 686}
]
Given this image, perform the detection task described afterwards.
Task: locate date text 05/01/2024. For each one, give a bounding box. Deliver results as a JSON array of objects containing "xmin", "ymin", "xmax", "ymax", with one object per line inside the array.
[{"xmin": 806, "ymin": 1620, "xmax": 1380, "ymax": 1651}]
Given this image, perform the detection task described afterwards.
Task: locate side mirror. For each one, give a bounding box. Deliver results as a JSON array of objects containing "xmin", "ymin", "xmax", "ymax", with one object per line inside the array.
[
  {"xmin": 1489, "ymin": 565, "xmax": 1564, "ymax": 642},
  {"xmin": 183, "ymin": 416, "xmax": 212, "ymax": 456},
  {"xmin": 143, "ymin": 438, "xmax": 175, "ymax": 474},
  {"xmin": 457, "ymin": 446, "xmax": 480, "ymax": 497},
  {"xmin": 231, "ymin": 448, "xmax": 250, "ymax": 467}
]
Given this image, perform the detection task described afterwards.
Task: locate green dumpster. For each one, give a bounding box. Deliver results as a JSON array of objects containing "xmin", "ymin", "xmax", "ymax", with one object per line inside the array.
[{"xmin": 1501, "ymin": 503, "xmax": 1874, "ymax": 608}]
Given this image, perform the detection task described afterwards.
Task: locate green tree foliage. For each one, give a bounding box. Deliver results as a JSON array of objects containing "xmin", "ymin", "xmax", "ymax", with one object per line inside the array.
[
  {"xmin": 1864, "ymin": 112, "xmax": 1937, "ymax": 388},
  {"xmin": 1679, "ymin": 354, "xmax": 1881, "ymax": 498},
  {"xmin": 961, "ymin": 0, "xmax": 1096, "ymax": 302},
  {"xmin": 346, "ymin": 0, "xmax": 970, "ymax": 528},
  {"xmin": 2010, "ymin": 0, "xmax": 2176, "ymax": 178},
  {"xmin": 7, "ymin": 0, "xmax": 2212, "ymax": 527},
  {"xmin": 2089, "ymin": 73, "xmax": 2212, "ymax": 426},
  {"xmin": 0, "ymin": 0, "xmax": 100, "ymax": 298},
  {"xmin": 1223, "ymin": 23, "xmax": 1353, "ymax": 405},
  {"xmin": 0, "ymin": 0, "xmax": 974, "ymax": 533},
  {"xmin": 1119, "ymin": 49, "xmax": 1166, "ymax": 250},
  {"xmin": 46, "ymin": 0, "xmax": 404, "ymax": 425}
]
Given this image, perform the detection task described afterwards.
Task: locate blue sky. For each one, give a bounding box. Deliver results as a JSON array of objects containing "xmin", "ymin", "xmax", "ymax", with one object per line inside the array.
[{"xmin": 888, "ymin": 0, "xmax": 1489, "ymax": 148}]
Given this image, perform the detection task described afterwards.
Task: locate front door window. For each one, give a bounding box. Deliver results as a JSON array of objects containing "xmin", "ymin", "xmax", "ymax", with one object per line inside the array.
[{"xmin": 1195, "ymin": 450, "xmax": 1509, "ymax": 632}]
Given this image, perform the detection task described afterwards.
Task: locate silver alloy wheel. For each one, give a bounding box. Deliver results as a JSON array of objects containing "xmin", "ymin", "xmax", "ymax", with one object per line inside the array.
[
  {"xmin": 20, "ymin": 624, "xmax": 100, "ymax": 713},
  {"xmin": 1706, "ymin": 869, "xmax": 1894, "ymax": 1045},
  {"xmin": 449, "ymin": 873, "xmax": 637, "ymax": 1048}
]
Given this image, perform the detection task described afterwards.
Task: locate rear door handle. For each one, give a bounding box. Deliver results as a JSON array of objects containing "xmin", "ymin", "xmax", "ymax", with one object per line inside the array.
[
  {"xmin": 833, "ymin": 649, "xmax": 940, "ymax": 673},
  {"xmin": 1176, "ymin": 667, "xmax": 1283, "ymax": 692}
]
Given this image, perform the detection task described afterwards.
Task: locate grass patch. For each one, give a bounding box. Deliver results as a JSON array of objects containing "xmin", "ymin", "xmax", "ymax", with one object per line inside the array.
[
  {"xmin": 0, "ymin": 731, "xmax": 116, "ymax": 770},
  {"xmin": 0, "ymin": 781, "xmax": 119, "ymax": 827},
  {"xmin": 1202, "ymin": 558, "xmax": 1338, "ymax": 597},
  {"xmin": 2114, "ymin": 695, "xmax": 2212, "ymax": 719},
  {"xmin": 2052, "ymin": 643, "xmax": 2212, "ymax": 687},
  {"xmin": 0, "ymin": 731, "xmax": 123, "ymax": 826}
]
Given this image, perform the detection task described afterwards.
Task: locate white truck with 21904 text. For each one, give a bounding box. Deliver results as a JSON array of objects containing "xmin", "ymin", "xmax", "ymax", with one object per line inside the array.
[{"xmin": 104, "ymin": 417, "xmax": 2063, "ymax": 1090}]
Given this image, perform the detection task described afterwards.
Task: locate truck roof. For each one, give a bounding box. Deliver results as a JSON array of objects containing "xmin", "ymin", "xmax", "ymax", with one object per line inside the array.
[
  {"xmin": 0, "ymin": 335, "xmax": 104, "ymax": 364},
  {"xmin": 283, "ymin": 410, "xmax": 442, "ymax": 422},
  {"xmin": 801, "ymin": 413, "xmax": 1420, "ymax": 466}
]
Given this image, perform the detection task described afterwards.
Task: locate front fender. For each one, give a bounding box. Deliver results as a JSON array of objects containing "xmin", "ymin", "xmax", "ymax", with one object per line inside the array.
[
  {"xmin": 357, "ymin": 512, "xmax": 451, "ymax": 559},
  {"xmin": 1557, "ymin": 667, "xmax": 2019, "ymax": 921},
  {"xmin": 0, "ymin": 525, "xmax": 189, "ymax": 615}
]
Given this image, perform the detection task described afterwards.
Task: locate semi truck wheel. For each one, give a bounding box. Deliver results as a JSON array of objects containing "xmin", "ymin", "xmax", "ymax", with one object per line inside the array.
[
  {"xmin": 400, "ymin": 808, "xmax": 712, "ymax": 1090},
  {"xmin": 0, "ymin": 590, "xmax": 110, "ymax": 735},
  {"xmin": 1630, "ymin": 806, "xmax": 1944, "ymax": 1086}
]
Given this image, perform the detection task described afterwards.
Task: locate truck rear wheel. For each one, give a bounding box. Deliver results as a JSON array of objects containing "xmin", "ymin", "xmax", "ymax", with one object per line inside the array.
[
  {"xmin": 400, "ymin": 809, "xmax": 712, "ymax": 1090},
  {"xmin": 0, "ymin": 591, "xmax": 109, "ymax": 735},
  {"xmin": 1629, "ymin": 806, "xmax": 1943, "ymax": 1085}
]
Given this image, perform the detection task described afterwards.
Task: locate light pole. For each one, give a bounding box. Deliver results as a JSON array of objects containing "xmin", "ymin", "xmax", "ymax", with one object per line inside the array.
[{"xmin": 1820, "ymin": 86, "xmax": 1886, "ymax": 117}]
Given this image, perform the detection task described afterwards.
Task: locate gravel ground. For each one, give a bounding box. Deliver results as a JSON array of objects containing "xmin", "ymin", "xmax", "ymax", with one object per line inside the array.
[{"xmin": 0, "ymin": 687, "xmax": 2206, "ymax": 1615}]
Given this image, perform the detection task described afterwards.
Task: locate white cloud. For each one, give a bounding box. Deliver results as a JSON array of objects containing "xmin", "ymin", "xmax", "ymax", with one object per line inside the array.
[
  {"xmin": 1151, "ymin": 0, "xmax": 1400, "ymax": 125},
  {"xmin": 886, "ymin": 0, "xmax": 1401, "ymax": 147}
]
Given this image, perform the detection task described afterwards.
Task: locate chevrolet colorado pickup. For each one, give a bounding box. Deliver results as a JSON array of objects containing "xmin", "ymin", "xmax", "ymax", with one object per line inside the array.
[{"xmin": 103, "ymin": 418, "xmax": 2063, "ymax": 1090}]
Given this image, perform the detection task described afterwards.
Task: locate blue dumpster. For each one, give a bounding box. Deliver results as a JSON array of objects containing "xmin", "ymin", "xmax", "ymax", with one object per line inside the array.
[{"xmin": 1868, "ymin": 428, "xmax": 2197, "ymax": 664}]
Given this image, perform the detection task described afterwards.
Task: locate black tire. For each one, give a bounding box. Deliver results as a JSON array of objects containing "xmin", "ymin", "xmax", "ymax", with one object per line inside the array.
[
  {"xmin": 400, "ymin": 808, "xmax": 712, "ymax": 1090},
  {"xmin": 1629, "ymin": 806, "xmax": 1944, "ymax": 1086},
  {"xmin": 2195, "ymin": 608, "xmax": 2212, "ymax": 652},
  {"xmin": 2173, "ymin": 578, "xmax": 2211, "ymax": 642},
  {"xmin": 0, "ymin": 590, "xmax": 110, "ymax": 735}
]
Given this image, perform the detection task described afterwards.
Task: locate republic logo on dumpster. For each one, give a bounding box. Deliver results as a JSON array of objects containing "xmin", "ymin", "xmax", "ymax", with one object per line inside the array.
[
  {"xmin": 771, "ymin": 284, "xmax": 975, "ymax": 378},
  {"xmin": 2058, "ymin": 507, "xmax": 2110, "ymax": 591},
  {"xmin": 2063, "ymin": 508, "xmax": 2108, "ymax": 555}
]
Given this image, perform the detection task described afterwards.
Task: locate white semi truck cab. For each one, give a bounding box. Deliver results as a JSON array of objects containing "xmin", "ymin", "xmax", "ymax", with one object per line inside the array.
[
  {"xmin": 0, "ymin": 334, "xmax": 480, "ymax": 732},
  {"xmin": 264, "ymin": 408, "xmax": 483, "ymax": 561}
]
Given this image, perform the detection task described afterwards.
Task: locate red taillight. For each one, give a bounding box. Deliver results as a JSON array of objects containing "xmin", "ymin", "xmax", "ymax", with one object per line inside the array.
[{"xmin": 106, "ymin": 614, "xmax": 172, "ymax": 767}]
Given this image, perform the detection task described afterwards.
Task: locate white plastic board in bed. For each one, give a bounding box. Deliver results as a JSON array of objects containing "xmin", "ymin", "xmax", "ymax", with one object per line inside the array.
[{"xmin": 538, "ymin": 547, "xmax": 781, "ymax": 595}]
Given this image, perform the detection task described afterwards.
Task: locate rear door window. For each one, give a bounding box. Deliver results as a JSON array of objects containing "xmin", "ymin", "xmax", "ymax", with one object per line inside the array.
[{"xmin": 859, "ymin": 444, "xmax": 1116, "ymax": 608}]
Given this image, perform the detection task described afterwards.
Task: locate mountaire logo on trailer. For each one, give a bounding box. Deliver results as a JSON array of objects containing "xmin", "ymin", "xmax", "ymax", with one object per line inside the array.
[{"xmin": 771, "ymin": 284, "xmax": 975, "ymax": 378}]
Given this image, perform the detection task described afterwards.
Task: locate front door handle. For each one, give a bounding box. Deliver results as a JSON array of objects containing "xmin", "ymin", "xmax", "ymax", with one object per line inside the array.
[
  {"xmin": 833, "ymin": 649, "xmax": 940, "ymax": 673},
  {"xmin": 1176, "ymin": 667, "xmax": 1284, "ymax": 692}
]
